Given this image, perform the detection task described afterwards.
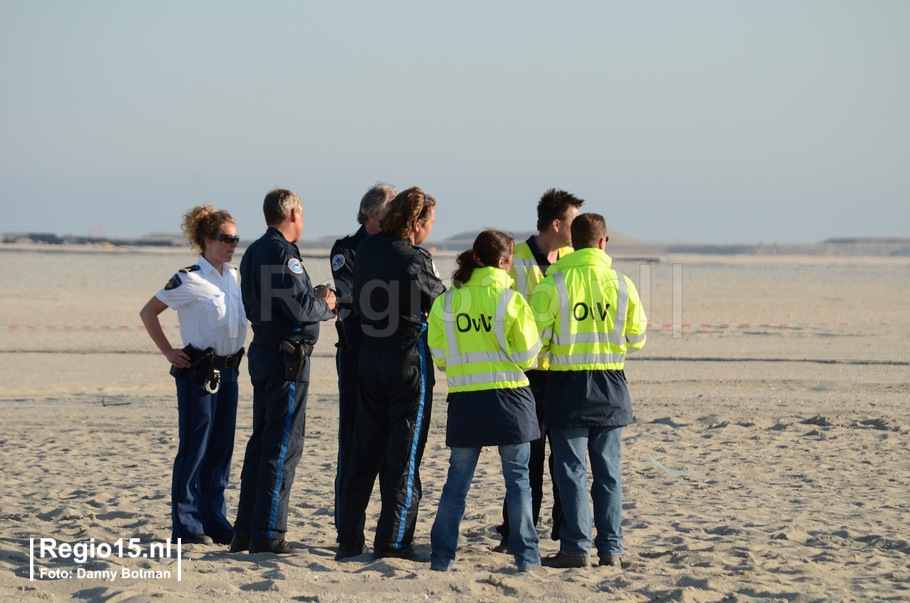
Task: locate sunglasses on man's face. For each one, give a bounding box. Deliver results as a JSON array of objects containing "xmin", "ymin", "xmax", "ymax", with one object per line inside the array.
[{"xmin": 211, "ymin": 233, "xmax": 240, "ymax": 245}]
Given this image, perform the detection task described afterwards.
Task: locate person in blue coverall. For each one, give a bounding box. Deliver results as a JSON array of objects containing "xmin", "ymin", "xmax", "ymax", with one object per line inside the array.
[{"xmin": 329, "ymin": 182, "xmax": 397, "ymax": 531}]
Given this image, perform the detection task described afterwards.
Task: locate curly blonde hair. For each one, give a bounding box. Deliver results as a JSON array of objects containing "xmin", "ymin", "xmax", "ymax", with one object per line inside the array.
[{"xmin": 181, "ymin": 205, "xmax": 235, "ymax": 254}]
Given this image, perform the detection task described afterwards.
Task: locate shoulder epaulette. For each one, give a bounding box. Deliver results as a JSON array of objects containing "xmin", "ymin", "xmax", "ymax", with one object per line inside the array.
[
  {"xmin": 414, "ymin": 247, "xmax": 440, "ymax": 278},
  {"xmin": 179, "ymin": 265, "xmax": 201, "ymax": 273}
]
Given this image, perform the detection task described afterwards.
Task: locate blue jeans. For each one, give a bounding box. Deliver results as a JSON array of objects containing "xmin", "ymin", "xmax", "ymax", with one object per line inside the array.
[
  {"xmin": 431, "ymin": 444, "xmax": 540, "ymax": 570},
  {"xmin": 549, "ymin": 426, "xmax": 623, "ymax": 557}
]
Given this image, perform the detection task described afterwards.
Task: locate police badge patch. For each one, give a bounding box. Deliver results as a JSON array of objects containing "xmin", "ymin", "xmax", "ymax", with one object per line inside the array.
[
  {"xmin": 331, "ymin": 254, "xmax": 345, "ymax": 272},
  {"xmin": 165, "ymin": 274, "xmax": 183, "ymax": 290},
  {"xmin": 288, "ymin": 258, "xmax": 304, "ymax": 275}
]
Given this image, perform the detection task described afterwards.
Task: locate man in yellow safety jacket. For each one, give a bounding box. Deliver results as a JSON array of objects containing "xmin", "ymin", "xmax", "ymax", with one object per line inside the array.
[
  {"xmin": 494, "ymin": 188, "xmax": 584, "ymax": 549},
  {"xmin": 531, "ymin": 212, "xmax": 647, "ymax": 570}
]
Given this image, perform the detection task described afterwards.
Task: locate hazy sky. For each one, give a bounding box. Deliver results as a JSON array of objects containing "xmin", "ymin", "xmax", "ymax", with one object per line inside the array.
[{"xmin": 2, "ymin": 1, "xmax": 908, "ymax": 244}]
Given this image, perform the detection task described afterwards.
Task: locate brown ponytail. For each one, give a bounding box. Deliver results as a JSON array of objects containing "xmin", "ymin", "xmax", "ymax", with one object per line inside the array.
[{"xmin": 452, "ymin": 229, "xmax": 514, "ymax": 286}]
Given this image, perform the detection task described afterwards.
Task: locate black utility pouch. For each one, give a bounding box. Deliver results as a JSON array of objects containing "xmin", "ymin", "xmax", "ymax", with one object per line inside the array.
[
  {"xmin": 280, "ymin": 340, "xmax": 314, "ymax": 382},
  {"xmin": 335, "ymin": 320, "xmax": 350, "ymax": 350},
  {"xmin": 169, "ymin": 345, "xmax": 215, "ymax": 379}
]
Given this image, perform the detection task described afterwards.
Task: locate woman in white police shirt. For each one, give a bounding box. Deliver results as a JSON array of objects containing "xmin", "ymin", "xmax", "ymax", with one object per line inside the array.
[{"xmin": 140, "ymin": 205, "xmax": 247, "ymax": 546}]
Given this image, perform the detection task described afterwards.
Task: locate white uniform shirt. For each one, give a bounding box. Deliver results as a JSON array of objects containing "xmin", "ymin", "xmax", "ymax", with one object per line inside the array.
[{"xmin": 155, "ymin": 256, "xmax": 247, "ymax": 356}]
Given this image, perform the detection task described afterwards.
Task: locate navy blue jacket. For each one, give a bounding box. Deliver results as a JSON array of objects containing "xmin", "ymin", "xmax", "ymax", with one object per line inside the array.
[
  {"xmin": 240, "ymin": 227, "xmax": 334, "ymax": 343},
  {"xmin": 445, "ymin": 387, "xmax": 540, "ymax": 447},
  {"xmin": 544, "ymin": 369, "xmax": 633, "ymax": 428},
  {"xmin": 330, "ymin": 225, "xmax": 367, "ymax": 324}
]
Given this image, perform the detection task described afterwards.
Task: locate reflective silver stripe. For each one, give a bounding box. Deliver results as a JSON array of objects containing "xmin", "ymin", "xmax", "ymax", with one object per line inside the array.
[
  {"xmin": 447, "ymin": 370, "xmax": 528, "ymax": 388},
  {"xmin": 554, "ymin": 331, "xmax": 616, "ymax": 345},
  {"xmin": 442, "ymin": 289, "xmax": 459, "ymax": 357},
  {"xmin": 612, "ymin": 272, "xmax": 629, "ymax": 346},
  {"xmin": 494, "ymin": 289, "xmax": 513, "ymax": 355},
  {"xmin": 445, "ymin": 347, "xmax": 539, "ymax": 367},
  {"xmin": 512, "ymin": 258, "xmax": 537, "ymax": 296},
  {"xmin": 429, "ymin": 347, "xmax": 447, "ymax": 359},
  {"xmin": 553, "ymin": 272, "xmax": 572, "ymax": 342},
  {"xmin": 514, "ymin": 338, "xmax": 542, "ymax": 364},
  {"xmin": 550, "ymin": 352, "xmax": 625, "ymax": 365},
  {"xmin": 448, "ymin": 350, "xmax": 513, "ymax": 366},
  {"xmin": 626, "ymin": 332, "xmax": 646, "ymax": 344},
  {"xmin": 539, "ymin": 326, "xmax": 553, "ymax": 345}
]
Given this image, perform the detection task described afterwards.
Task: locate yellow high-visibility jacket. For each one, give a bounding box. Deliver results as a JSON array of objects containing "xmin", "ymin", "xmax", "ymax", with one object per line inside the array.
[
  {"xmin": 429, "ymin": 267, "xmax": 541, "ymax": 392},
  {"xmin": 530, "ymin": 248, "xmax": 647, "ymax": 372},
  {"xmin": 508, "ymin": 239, "xmax": 573, "ymax": 371}
]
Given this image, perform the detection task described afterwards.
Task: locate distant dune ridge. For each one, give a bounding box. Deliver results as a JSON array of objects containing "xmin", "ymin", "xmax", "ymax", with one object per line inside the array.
[
  {"xmin": 3, "ymin": 229, "xmax": 909, "ymax": 256},
  {"xmin": 306, "ymin": 232, "xmax": 910, "ymax": 256}
]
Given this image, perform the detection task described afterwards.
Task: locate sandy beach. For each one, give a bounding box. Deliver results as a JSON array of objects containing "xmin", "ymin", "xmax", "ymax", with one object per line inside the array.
[{"xmin": 1, "ymin": 247, "xmax": 908, "ymax": 601}]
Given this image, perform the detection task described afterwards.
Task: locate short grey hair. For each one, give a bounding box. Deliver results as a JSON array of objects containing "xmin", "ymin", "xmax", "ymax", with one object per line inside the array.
[
  {"xmin": 357, "ymin": 182, "xmax": 398, "ymax": 225},
  {"xmin": 263, "ymin": 188, "xmax": 301, "ymax": 226}
]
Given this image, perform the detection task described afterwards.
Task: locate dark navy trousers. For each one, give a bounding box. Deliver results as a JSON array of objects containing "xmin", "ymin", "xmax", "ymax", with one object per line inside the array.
[
  {"xmin": 337, "ymin": 334, "xmax": 434, "ymax": 554},
  {"xmin": 172, "ymin": 366, "xmax": 238, "ymax": 541},
  {"xmin": 234, "ymin": 343, "xmax": 309, "ymax": 541},
  {"xmin": 334, "ymin": 319, "xmax": 362, "ymax": 530}
]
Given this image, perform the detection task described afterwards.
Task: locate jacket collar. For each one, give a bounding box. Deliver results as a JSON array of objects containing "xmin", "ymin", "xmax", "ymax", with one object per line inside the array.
[
  {"xmin": 463, "ymin": 266, "xmax": 515, "ymax": 290},
  {"xmin": 549, "ymin": 247, "xmax": 613, "ymax": 273}
]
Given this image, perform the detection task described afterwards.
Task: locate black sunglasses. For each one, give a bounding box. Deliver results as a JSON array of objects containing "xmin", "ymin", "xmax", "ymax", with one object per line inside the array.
[{"xmin": 211, "ymin": 233, "xmax": 240, "ymax": 245}]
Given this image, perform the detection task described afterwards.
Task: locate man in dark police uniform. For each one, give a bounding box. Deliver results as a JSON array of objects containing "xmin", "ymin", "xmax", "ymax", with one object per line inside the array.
[
  {"xmin": 336, "ymin": 186, "xmax": 445, "ymax": 561},
  {"xmin": 232, "ymin": 188, "xmax": 336, "ymax": 555}
]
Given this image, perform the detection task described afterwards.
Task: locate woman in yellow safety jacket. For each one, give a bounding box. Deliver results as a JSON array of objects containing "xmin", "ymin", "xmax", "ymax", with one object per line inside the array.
[{"xmin": 427, "ymin": 229, "xmax": 542, "ymax": 572}]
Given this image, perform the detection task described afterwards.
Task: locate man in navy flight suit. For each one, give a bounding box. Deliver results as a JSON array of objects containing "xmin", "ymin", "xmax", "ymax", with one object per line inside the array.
[
  {"xmin": 329, "ymin": 182, "xmax": 397, "ymax": 532},
  {"xmin": 232, "ymin": 188, "xmax": 336, "ymax": 554}
]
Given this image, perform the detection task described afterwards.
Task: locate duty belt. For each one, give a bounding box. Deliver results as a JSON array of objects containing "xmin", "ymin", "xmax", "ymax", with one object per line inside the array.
[
  {"xmin": 252, "ymin": 334, "xmax": 314, "ymax": 356},
  {"xmin": 214, "ymin": 347, "xmax": 245, "ymax": 369}
]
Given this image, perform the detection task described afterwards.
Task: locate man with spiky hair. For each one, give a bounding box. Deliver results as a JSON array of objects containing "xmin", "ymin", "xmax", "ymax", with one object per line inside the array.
[
  {"xmin": 336, "ymin": 187, "xmax": 445, "ymax": 561},
  {"xmin": 495, "ymin": 188, "xmax": 584, "ymax": 550}
]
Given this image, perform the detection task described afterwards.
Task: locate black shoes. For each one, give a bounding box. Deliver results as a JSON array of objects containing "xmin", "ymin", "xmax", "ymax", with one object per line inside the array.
[
  {"xmin": 334, "ymin": 544, "xmax": 367, "ymax": 561},
  {"xmin": 249, "ymin": 538, "xmax": 295, "ymax": 555},
  {"xmin": 541, "ymin": 552, "xmax": 589, "ymax": 568},
  {"xmin": 229, "ymin": 533, "xmax": 294, "ymax": 555},
  {"xmin": 599, "ymin": 555, "xmax": 630, "ymax": 569},
  {"xmin": 211, "ymin": 533, "xmax": 233, "ymax": 546},
  {"xmin": 539, "ymin": 552, "xmax": 627, "ymax": 569},
  {"xmin": 185, "ymin": 534, "xmax": 214, "ymax": 545},
  {"xmin": 229, "ymin": 533, "xmax": 250, "ymax": 553},
  {"xmin": 371, "ymin": 546, "xmax": 428, "ymax": 562}
]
